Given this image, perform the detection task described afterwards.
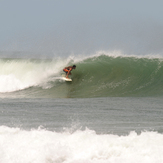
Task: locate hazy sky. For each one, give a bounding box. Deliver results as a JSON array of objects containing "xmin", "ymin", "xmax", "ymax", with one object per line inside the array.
[{"xmin": 0, "ymin": 0, "xmax": 163, "ymax": 56}]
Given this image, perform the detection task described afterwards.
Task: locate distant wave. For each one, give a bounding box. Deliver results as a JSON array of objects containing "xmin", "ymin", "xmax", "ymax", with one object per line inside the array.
[{"xmin": 0, "ymin": 52, "xmax": 163, "ymax": 98}]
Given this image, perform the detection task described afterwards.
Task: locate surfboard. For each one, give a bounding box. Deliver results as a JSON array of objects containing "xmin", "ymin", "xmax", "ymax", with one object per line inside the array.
[{"xmin": 62, "ymin": 77, "xmax": 72, "ymax": 81}]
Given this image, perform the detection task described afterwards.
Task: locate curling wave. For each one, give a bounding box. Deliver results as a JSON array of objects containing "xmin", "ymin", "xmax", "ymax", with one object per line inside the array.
[{"xmin": 0, "ymin": 53, "xmax": 163, "ymax": 98}]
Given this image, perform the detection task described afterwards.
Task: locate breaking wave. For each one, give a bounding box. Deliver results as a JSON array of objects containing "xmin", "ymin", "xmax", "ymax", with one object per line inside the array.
[{"xmin": 0, "ymin": 52, "xmax": 163, "ymax": 98}]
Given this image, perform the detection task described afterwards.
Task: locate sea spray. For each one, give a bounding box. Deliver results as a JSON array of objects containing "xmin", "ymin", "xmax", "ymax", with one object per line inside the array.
[{"xmin": 0, "ymin": 58, "xmax": 72, "ymax": 92}]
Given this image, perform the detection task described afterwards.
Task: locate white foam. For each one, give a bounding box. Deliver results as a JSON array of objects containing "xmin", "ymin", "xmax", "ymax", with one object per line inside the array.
[
  {"xmin": 0, "ymin": 126, "xmax": 163, "ymax": 163},
  {"xmin": 0, "ymin": 58, "xmax": 70, "ymax": 92}
]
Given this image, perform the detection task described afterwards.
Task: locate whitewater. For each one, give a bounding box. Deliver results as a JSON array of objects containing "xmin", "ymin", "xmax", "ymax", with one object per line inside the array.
[
  {"xmin": 0, "ymin": 51, "xmax": 163, "ymax": 163},
  {"xmin": 1, "ymin": 126, "xmax": 163, "ymax": 163}
]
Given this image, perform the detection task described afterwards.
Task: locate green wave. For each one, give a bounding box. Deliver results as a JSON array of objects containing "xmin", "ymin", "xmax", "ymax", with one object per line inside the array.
[
  {"xmin": 68, "ymin": 55, "xmax": 163, "ymax": 97},
  {"xmin": 1, "ymin": 55, "xmax": 163, "ymax": 98}
]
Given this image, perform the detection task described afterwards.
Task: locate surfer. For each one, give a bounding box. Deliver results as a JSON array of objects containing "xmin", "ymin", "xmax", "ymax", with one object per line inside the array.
[{"xmin": 63, "ymin": 65, "xmax": 76, "ymax": 79}]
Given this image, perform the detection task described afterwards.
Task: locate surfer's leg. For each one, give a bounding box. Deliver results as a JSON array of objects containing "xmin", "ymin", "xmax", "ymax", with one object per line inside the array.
[
  {"xmin": 66, "ymin": 71, "xmax": 71, "ymax": 78},
  {"xmin": 63, "ymin": 69, "xmax": 68, "ymax": 77},
  {"xmin": 66, "ymin": 72, "xmax": 69, "ymax": 78}
]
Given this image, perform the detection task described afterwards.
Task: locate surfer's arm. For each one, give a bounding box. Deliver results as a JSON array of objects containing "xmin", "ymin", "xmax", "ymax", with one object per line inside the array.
[
  {"xmin": 67, "ymin": 68, "xmax": 72, "ymax": 75},
  {"xmin": 70, "ymin": 68, "xmax": 73, "ymax": 72}
]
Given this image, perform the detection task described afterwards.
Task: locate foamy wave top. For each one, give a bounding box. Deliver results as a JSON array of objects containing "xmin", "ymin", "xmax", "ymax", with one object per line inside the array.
[{"xmin": 0, "ymin": 126, "xmax": 163, "ymax": 163}]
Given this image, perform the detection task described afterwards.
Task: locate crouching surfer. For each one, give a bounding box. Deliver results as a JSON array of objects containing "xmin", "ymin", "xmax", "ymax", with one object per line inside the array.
[{"xmin": 63, "ymin": 65, "xmax": 76, "ymax": 79}]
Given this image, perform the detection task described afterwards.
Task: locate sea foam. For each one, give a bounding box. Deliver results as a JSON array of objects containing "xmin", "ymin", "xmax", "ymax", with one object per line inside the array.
[
  {"xmin": 0, "ymin": 126, "xmax": 163, "ymax": 163},
  {"xmin": 0, "ymin": 58, "xmax": 69, "ymax": 93}
]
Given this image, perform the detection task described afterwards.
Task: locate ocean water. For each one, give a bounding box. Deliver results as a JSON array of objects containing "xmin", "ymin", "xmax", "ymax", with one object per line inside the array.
[{"xmin": 0, "ymin": 52, "xmax": 163, "ymax": 163}]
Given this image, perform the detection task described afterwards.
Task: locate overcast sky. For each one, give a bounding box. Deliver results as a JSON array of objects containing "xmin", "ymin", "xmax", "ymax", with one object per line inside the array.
[{"xmin": 0, "ymin": 0, "xmax": 163, "ymax": 56}]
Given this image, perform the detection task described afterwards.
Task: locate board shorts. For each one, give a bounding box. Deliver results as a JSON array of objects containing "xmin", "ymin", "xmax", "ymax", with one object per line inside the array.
[{"xmin": 63, "ymin": 69, "xmax": 69, "ymax": 74}]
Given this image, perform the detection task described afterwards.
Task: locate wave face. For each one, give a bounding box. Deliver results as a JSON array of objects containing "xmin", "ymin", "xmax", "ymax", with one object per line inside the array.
[{"xmin": 0, "ymin": 54, "xmax": 163, "ymax": 98}]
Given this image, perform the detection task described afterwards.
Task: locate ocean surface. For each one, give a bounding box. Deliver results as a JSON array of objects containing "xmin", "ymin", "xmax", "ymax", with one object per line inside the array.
[{"xmin": 0, "ymin": 52, "xmax": 163, "ymax": 163}]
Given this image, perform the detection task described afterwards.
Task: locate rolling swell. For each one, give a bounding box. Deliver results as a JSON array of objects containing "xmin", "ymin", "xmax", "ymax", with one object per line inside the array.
[{"xmin": 0, "ymin": 55, "xmax": 163, "ymax": 98}]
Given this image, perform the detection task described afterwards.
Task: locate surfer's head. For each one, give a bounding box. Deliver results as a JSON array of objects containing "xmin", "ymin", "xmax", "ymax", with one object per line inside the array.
[{"xmin": 73, "ymin": 65, "xmax": 76, "ymax": 69}]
